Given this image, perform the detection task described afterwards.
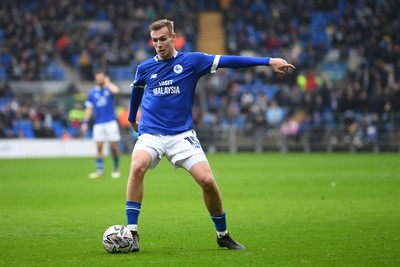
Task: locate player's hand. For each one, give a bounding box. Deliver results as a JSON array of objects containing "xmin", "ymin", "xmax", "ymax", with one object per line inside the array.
[
  {"xmin": 81, "ymin": 123, "xmax": 88, "ymax": 133},
  {"xmin": 104, "ymin": 76, "xmax": 111, "ymax": 85},
  {"xmin": 130, "ymin": 122, "xmax": 138, "ymax": 132},
  {"xmin": 269, "ymin": 58, "xmax": 295, "ymax": 76}
]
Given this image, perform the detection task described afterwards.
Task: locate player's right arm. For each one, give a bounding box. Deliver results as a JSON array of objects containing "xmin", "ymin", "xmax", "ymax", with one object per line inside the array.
[
  {"xmin": 81, "ymin": 105, "xmax": 93, "ymax": 133},
  {"xmin": 128, "ymin": 65, "xmax": 146, "ymax": 132},
  {"xmin": 191, "ymin": 52, "xmax": 294, "ymax": 77},
  {"xmin": 218, "ymin": 56, "xmax": 295, "ymax": 75}
]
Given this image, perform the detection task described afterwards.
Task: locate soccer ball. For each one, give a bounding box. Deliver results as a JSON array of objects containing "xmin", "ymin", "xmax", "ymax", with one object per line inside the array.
[{"xmin": 102, "ymin": 225, "xmax": 133, "ymax": 253}]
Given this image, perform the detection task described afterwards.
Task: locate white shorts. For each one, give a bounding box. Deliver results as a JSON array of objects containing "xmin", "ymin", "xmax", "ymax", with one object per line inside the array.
[
  {"xmin": 133, "ymin": 129, "xmax": 208, "ymax": 171},
  {"xmin": 92, "ymin": 120, "xmax": 121, "ymax": 142}
]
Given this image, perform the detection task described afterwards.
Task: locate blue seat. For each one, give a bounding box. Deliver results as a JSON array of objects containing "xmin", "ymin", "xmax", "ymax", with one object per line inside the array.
[
  {"xmin": 0, "ymin": 98, "xmax": 11, "ymax": 108},
  {"xmin": 51, "ymin": 120, "xmax": 65, "ymax": 138},
  {"xmin": 310, "ymin": 12, "xmax": 331, "ymax": 48},
  {"xmin": 0, "ymin": 67, "xmax": 7, "ymax": 81},
  {"xmin": 13, "ymin": 120, "xmax": 34, "ymax": 138},
  {"xmin": 46, "ymin": 64, "xmax": 65, "ymax": 80},
  {"xmin": 109, "ymin": 66, "xmax": 133, "ymax": 80}
]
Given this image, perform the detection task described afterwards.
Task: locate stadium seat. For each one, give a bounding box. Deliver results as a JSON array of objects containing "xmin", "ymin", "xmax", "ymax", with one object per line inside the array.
[
  {"xmin": 68, "ymin": 127, "xmax": 80, "ymax": 138},
  {"xmin": 0, "ymin": 98, "xmax": 11, "ymax": 109},
  {"xmin": 13, "ymin": 120, "xmax": 34, "ymax": 139},
  {"xmin": 51, "ymin": 120, "xmax": 65, "ymax": 138},
  {"xmin": 0, "ymin": 67, "xmax": 7, "ymax": 81},
  {"xmin": 310, "ymin": 12, "xmax": 330, "ymax": 48},
  {"xmin": 109, "ymin": 66, "xmax": 133, "ymax": 80},
  {"xmin": 46, "ymin": 63, "xmax": 65, "ymax": 80},
  {"xmin": 320, "ymin": 63, "xmax": 347, "ymax": 81}
]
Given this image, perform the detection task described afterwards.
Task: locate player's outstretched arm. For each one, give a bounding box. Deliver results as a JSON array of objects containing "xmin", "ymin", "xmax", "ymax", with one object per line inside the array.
[{"xmin": 218, "ymin": 55, "xmax": 295, "ymax": 75}]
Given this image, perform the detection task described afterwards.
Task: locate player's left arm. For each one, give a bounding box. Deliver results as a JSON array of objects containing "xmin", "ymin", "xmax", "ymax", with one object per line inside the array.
[
  {"xmin": 218, "ymin": 56, "xmax": 295, "ymax": 75},
  {"xmin": 105, "ymin": 76, "xmax": 120, "ymax": 94}
]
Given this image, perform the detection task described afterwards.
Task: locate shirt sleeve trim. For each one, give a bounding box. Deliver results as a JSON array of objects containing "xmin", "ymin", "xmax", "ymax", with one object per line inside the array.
[{"xmin": 211, "ymin": 55, "xmax": 220, "ymax": 73}]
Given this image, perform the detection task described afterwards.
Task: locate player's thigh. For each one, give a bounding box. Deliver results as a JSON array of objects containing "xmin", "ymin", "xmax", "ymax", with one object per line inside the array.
[
  {"xmin": 105, "ymin": 121, "xmax": 121, "ymax": 141},
  {"xmin": 167, "ymin": 130, "xmax": 205, "ymax": 167},
  {"xmin": 92, "ymin": 124, "xmax": 107, "ymax": 141},
  {"xmin": 130, "ymin": 149, "xmax": 153, "ymax": 174},
  {"xmin": 188, "ymin": 160, "xmax": 216, "ymax": 187},
  {"xmin": 133, "ymin": 134, "xmax": 165, "ymax": 169}
]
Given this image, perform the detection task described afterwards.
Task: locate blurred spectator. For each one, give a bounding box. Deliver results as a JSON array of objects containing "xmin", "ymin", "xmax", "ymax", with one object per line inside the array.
[
  {"xmin": 61, "ymin": 130, "xmax": 73, "ymax": 140},
  {"xmin": 0, "ymin": 121, "xmax": 10, "ymax": 138},
  {"xmin": 79, "ymin": 49, "xmax": 93, "ymax": 80},
  {"xmin": 52, "ymin": 105, "xmax": 70, "ymax": 128},
  {"xmin": 33, "ymin": 120, "xmax": 55, "ymax": 138},
  {"xmin": 174, "ymin": 31, "xmax": 187, "ymax": 51},
  {"xmin": 240, "ymin": 90, "xmax": 255, "ymax": 114},
  {"xmin": 69, "ymin": 102, "xmax": 85, "ymax": 129},
  {"xmin": 280, "ymin": 117, "xmax": 299, "ymax": 137},
  {"xmin": 305, "ymin": 69, "xmax": 319, "ymax": 93},
  {"xmin": 117, "ymin": 105, "xmax": 135, "ymax": 153},
  {"xmin": 0, "ymin": 82, "xmax": 13, "ymax": 98},
  {"xmin": 265, "ymin": 100, "xmax": 284, "ymax": 126}
]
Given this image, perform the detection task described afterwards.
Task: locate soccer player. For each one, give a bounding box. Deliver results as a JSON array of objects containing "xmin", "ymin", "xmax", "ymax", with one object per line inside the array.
[
  {"xmin": 126, "ymin": 19, "xmax": 295, "ymax": 251},
  {"xmin": 81, "ymin": 70, "xmax": 121, "ymax": 179}
]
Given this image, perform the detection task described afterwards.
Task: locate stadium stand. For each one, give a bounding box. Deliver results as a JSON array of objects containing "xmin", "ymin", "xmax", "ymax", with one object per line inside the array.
[{"xmin": 0, "ymin": 0, "xmax": 399, "ymax": 152}]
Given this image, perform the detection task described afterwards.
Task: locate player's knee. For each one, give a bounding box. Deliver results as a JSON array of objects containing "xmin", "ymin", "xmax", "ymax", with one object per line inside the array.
[
  {"xmin": 198, "ymin": 175, "xmax": 217, "ymax": 191},
  {"xmin": 130, "ymin": 158, "xmax": 149, "ymax": 177}
]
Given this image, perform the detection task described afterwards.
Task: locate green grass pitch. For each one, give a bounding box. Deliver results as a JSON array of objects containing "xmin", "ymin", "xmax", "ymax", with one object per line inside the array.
[{"xmin": 1, "ymin": 153, "xmax": 399, "ymax": 266}]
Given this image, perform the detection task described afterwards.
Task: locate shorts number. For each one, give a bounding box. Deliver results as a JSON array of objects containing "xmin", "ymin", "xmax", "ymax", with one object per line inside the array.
[{"xmin": 184, "ymin": 136, "xmax": 200, "ymax": 148}]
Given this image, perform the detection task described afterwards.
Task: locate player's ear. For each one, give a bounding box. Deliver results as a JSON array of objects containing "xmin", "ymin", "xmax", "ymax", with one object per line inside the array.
[{"xmin": 171, "ymin": 32, "xmax": 177, "ymax": 41}]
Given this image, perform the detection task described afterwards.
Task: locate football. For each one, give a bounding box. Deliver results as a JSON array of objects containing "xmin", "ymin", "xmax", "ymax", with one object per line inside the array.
[{"xmin": 102, "ymin": 225, "xmax": 133, "ymax": 253}]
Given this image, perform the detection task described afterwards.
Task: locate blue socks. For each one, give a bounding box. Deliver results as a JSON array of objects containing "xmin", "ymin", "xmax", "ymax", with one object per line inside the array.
[
  {"xmin": 126, "ymin": 201, "xmax": 141, "ymax": 232},
  {"xmin": 96, "ymin": 157, "xmax": 103, "ymax": 173},
  {"xmin": 95, "ymin": 157, "xmax": 119, "ymax": 172},
  {"xmin": 113, "ymin": 156, "xmax": 119, "ymax": 171},
  {"xmin": 210, "ymin": 212, "xmax": 227, "ymax": 235},
  {"xmin": 126, "ymin": 203, "xmax": 227, "ymax": 235}
]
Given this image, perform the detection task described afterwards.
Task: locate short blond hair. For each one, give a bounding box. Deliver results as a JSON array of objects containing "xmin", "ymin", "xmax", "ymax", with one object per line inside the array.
[{"xmin": 148, "ymin": 19, "xmax": 174, "ymax": 36}]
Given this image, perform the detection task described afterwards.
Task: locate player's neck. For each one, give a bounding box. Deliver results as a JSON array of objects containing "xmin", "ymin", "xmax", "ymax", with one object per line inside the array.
[{"xmin": 158, "ymin": 50, "xmax": 178, "ymax": 61}]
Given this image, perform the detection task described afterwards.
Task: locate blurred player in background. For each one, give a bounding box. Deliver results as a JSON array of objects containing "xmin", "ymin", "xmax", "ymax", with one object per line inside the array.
[
  {"xmin": 126, "ymin": 19, "xmax": 295, "ymax": 252},
  {"xmin": 81, "ymin": 70, "xmax": 121, "ymax": 179}
]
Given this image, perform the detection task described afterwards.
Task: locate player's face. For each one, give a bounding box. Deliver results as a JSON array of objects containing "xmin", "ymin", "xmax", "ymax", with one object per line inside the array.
[
  {"xmin": 95, "ymin": 72, "xmax": 105, "ymax": 86},
  {"xmin": 150, "ymin": 26, "xmax": 176, "ymax": 60}
]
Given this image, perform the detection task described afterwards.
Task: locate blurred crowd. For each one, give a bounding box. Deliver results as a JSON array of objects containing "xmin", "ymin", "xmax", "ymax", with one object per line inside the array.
[
  {"xmin": 0, "ymin": 0, "xmax": 201, "ymax": 81},
  {"xmin": 1, "ymin": 0, "xmax": 400, "ymax": 148},
  {"xmin": 199, "ymin": 0, "xmax": 400, "ymax": 146}
]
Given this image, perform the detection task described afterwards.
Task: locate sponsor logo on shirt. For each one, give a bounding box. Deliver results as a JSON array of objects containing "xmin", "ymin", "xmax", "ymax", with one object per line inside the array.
[{"xmin": 153, "ymin": 79, "xmax": 180, "ymax": 95}]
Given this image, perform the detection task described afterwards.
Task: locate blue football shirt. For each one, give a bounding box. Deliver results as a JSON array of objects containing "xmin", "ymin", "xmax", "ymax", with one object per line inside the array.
[
  {"xmin": 85, "ymin": 86, "xmax": 117, "ymax": 124},
  {"xmin": 132, "ymin": 51, "xmax": 220, "ymax": 135}
]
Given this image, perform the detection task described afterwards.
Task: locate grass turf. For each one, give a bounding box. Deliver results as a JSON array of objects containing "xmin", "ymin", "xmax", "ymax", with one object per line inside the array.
[{"xmin": 0, "ymin": 153, "xmax": 399, "ymax": 266}]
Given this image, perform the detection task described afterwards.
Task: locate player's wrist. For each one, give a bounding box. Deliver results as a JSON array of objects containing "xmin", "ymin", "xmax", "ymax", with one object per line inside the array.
[{"xmin": 265, "ymin": 57, "xmax": 270, "ymax": 66}]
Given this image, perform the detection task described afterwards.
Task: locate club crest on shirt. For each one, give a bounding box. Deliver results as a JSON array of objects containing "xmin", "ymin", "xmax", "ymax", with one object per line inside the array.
[{"xmin": 173, "ymin": 64, "xmax": 183, "ymax": 74}]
